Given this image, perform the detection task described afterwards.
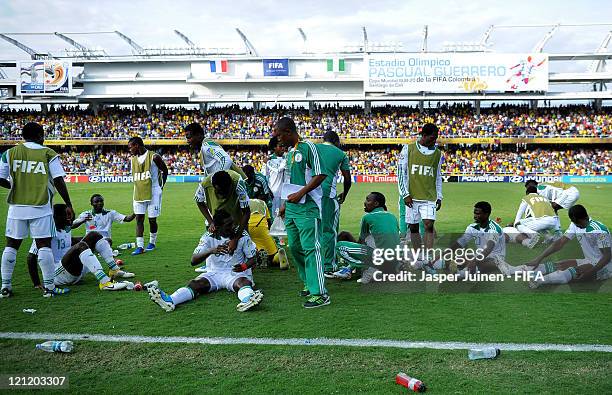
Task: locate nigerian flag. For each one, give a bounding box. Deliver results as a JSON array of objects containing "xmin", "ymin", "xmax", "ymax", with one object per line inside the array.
[{"xmin": 326, "ymin": 58, "xmax": 345, "ymax": 72}]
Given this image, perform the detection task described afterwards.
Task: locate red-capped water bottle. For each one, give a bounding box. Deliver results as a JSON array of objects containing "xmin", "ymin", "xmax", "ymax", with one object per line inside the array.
[{"xmin": 396, "ymin": 372, "xmax": 426, "ymax": 392}]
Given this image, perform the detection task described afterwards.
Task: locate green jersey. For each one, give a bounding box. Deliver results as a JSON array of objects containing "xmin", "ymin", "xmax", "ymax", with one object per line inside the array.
[
  {"xmin": 285, "ymin": 140, "xmax": 324, "ymax": 219},
  {"xmin": 198, "ymin": 170, "xmax": 250, "ymax": 225},
  {"xmin": 4, "ymin": 143, "xmax": 58, "ymax": 206},
  {"xmin": 359, "ymin": 207, "xmax": 401, "ymax": 250},
  {"xmin": 398, "ymin": 142, "xmax": 442, "ymax": 202},
  {"xmin": 316, "ymin": 142, "xmax": 350, "ymax": 198}
]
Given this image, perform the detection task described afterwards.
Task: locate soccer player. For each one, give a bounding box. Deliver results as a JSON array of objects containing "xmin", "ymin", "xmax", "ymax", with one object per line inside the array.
[
  {"xmin": 274, "ymin": 117, "xmax": 329, "ymax": 308},
  {"xmin": 397, "ymin": 123, "xmax": 443, "ymax": 256},
  {"xmin": 128, "ymin": 137, "xmax": 168, "ymax": 255},
  {"xmin": 525, "ymin": 179, "xmax": 579, "ymax": 231},
  {"xmin": 184, "ymin": 122, "xmax": 246, "ymax": 178},
  {"xmin": 317, "ymin": 131, "xmax": 352, "ymax": 275},
  {"xmin": 27, "ymin": 204, "xmax": 132, "ymax": 291},
  {"xmin": 525, "ymin": 205, "xmax": 611, "ymax": 288},
  {"xmin": 504, "ymin": 184, "xmax": 558, "ymax": 249},
  {"xmin": 427, "ymin": 201, "xmax": 508, "ymax": 278},
  {"xmin": 265, "ymin": 136, "xmax": 287, "ymax": 218},
  {"xmin": 248, "ymin": 198, "xmax": 288, "ymax": 269},
  {"xmin": 147, "ymin": 210, "xmax": 263, "ymax": 312},
  {"xmin": 0, "ymin": 122, "xmax": 74, "ymax": 298},
  {"xmin": 72, "ymin": 193, "xmax": 135, "ymax": 246},
  {"xmin": 332, "ymin": 192, "xmax": 400, "ymax": 281},
  {"xmin": 194, "ymin": 170, "xmax": 250, "ymax": 271},
  {"xmin": 242, "ymin": 164, "xmax": 273, "ymax": 208}
]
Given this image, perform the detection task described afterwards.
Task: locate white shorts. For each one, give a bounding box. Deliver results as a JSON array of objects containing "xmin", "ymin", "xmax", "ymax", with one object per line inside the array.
[
  {"xmin": 5, "ymin": 215, "xmax": 55, "ymax": 239},
  {"xmin": 195, "ymin": 270, "xmax": 253, "ymax": 292},
  {"xmin": 576, "ymin": 259, "xmax": 612, "ymax": 281},
  {"xmin": 54, "ymin": 266, "xmax": 87, "ymax": 286},
  {"xmin": 406, "ymin": 200, "xmax": 437, "ymax": 224},
  {"xmin": 133, "ymin": 190, "xmax": 163, "ymax": 218},
  {"xmin": 516, "ymin": 216, "xmax": 557, "ymax": 234},
  {"xmin": 554, "ymin": 187, "xmax": 580, "ymax": 209}
]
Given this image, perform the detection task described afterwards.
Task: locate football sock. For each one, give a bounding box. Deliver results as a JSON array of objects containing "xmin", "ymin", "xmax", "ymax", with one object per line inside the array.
[
  {"xmin": 136, "ymin": 237, "xmax": 144, "ymax": 248},
  {"xmin": 541, "ymin": 268, "xmax": 575, "ymax": 285},
  {"xmin": 149, "ymin": 233, "xmax": 157, "ymax": 245},
  {"xmin": 170, "ymin": 287, "xmax": 194, "ymax": 305},
  {"xmin": 1, "ymin": 247, "xmax": 17, "ymax": 290},
  {"xmin": 79, "ymin": 249, "xmax": 111, "ymax": 284},
  {"xmin": 533, "ymin": 262, "xmax": 555, "ymax": 275},
  {"xmin": 38, "ymin": 247, "xmax": 56, "ymax": 291},
  {"xmin": 237, "ymin": 285, "xmax": 254, "ymax": 303},
  {"xmin": 95, "ymin": 239, "xmax": 118, "ymax": 270}
]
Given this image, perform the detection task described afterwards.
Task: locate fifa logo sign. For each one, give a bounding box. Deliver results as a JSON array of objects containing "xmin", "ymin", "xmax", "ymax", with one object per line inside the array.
[
  {"xmin": 12, "ymin": 160, "xmax": 46, "ymax": 174},
  {"xmin": 268, "ymin": 63, "xmax": 284, "ymax": 69},
  {"xmin": 133, "ymin": 171, "xmax": 151, "ymax": 181},
  {"xmin": 411, "ymin": 164, "xmax": 434, "ymax": 177}
]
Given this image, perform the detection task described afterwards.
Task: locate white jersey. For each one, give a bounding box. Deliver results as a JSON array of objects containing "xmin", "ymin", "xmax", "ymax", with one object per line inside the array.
[
  {"xmin": 536, "ymin": 184, "xmax": 563, "ymax": 202},
  {"xmin": 0, "ymin": 142, "xmax": 66, "ymax": 219},
  {"xmin": 456, "ymin": 220, "xmax": 506, "ymax": 259},
  {"xmin": 200, "ymin": 141, "xmax": 233, "ymax": 176},
  {"xmin": 265, "ymin": 154, "xmax": 287, "ymax": 196},
  {"xmin": 564, "ymin": 219, "xmax": 612, "ymax": 266},
  {"xmin": 193, "ymin": 230, "xmax": 256, "ymax": 273},
  {"xmin": 77, "ymin": 209, "xmax": 126, "ymax": 238},
  {"xmin": 29, "ymin": 227, "xmax": 72, "ymax": 264}
]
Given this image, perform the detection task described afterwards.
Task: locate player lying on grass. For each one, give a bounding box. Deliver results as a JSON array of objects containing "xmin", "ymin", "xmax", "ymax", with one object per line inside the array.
[
  {"xmin": 524, "ymin": 204, "xmax": 612, "ymax": 288},
  {"xmin": 526, "ymin": 179, "xmax": 580, "ymax": 229},
  {"xmin": 332, "ymin": 192, "xmax": 400, "ymax": 282},
  {"xmin": 147, "ymin": 210, "xmax": 263, "ymax": 312},
  {"xmin": 425, "ymin": 201, "xmax": 511, "ymax": 279},
  {"xmin": 27, "ymin": 204, "xmax": 134, "ymax": 292},
  {"xmin": 72, "ymin": 193, "xmax": 135, "ymax": 246}
]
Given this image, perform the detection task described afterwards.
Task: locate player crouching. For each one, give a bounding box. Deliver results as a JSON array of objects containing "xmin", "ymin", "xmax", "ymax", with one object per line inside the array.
[{"xmin": 147, "ymin": 210, "xmax": 263, "ymax": 312}]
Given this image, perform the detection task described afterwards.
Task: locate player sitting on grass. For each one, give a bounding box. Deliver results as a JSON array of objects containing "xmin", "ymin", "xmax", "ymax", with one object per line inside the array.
[
  {"xmin": 72, "ymin": 193, "xmax": 135, "ymax": 246},
  {"xmin": 248, "ymin": 198, "xmax": 288, "ymax": 269},
  {"xmin": 332, "ymin": 192, "xmax": 400, "ymax": 282},
  {"xmin": 425, "ymin": 201, "xmax": 509, "ymax": 279},
  {"xmin": 27, "ymin": 204, "xmax": 133, "ymax": 291},
  {"xmin": 503, "ymin": 184, "xmax": 559, "ymax": 249},
  {"xmin": 525, "ymin": 204, "xmax": 612, "ymax": 288},
  {"xmin": 147, "ymin": 210, "xmax": 263, "ymax": 312}
]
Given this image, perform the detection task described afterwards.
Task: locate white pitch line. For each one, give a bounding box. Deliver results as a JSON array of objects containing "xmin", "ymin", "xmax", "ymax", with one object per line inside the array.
[{"xmin": 0, "ymin": 332, "xmax": 611, "ymax": 352}]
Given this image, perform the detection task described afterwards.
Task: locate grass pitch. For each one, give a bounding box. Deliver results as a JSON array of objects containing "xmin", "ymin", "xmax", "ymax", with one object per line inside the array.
[{"xmin": 0, "ymin": 182, "xmax": 611, "ymax": 393}]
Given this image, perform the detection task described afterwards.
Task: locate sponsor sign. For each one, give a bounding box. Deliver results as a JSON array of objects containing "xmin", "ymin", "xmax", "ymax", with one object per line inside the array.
[
  {"xmin": 365, "ymin": 53, "xmax": 548, "ymax": 93},
  {"xmin": 263, "ymin": 59, "xmax": 289, "ymax": 76},
  {"xmin": 459, "ymin": 175, "xmax": 508, "ymax": 183},
  {"xmin": 89, "ymin": 175, "xmax": 133, "ymax": 183},
  {"xmin": 562, "ymin": 175, "xmax": 612, "ymax": 184},
  {"xmin": 20, "ymin": 61, "xmax": 72, "ymax": 95}
]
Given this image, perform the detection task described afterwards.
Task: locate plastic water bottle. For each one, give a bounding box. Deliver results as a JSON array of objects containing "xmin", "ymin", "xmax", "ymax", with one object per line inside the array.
[
  {"xmin": 35, "ymin": 340, "xmax": 73, "ymax": 353},
  {"xmin": 396, "ymin": 372, "xmax": 426, "ymax": 392},
  {"xmin": 468, "ymin": 348, "xmax": 500, "ymax": 360},
  {"xmin": 118, "ymin": 242, "xmax": 136, "ymax": 250}
]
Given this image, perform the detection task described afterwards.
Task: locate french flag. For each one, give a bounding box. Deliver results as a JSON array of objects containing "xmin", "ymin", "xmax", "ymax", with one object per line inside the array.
[{"xmin": 209, "ymin": 60, "xmax": 228, "ymax": 73}]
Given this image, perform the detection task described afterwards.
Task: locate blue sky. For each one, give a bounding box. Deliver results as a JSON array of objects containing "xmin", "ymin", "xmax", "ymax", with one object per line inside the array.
[{"xmin": 0, "ymin": 0, "xmax": 610, "ymax": 59}]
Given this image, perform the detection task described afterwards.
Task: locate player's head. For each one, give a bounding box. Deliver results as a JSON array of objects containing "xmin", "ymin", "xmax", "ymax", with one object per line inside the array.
[
  {"xmin": 473, "ymin": 201, "xmax": 492, "ymax": 224},
  {"xmin": 53, "ymin": 203, "xmax": 72, "ymax": 229},
  {"xmin": 242, "ymin": 165, "xmax": 255, "ymax": 182},
  {"xmin": 268, "ymin": 136, "xmax": 284, "ymax": 156},
  {"xmin": 525, "ymin": 179, "xmax": 538, "ymax": 189},
  {"xmin": 364, "ymin": 192, "xmax": 387, "ymax": 213},
  {"xmin": 273, "ymin": 117, "xmax": 298, "ymax": 147},
  {"xmin": 323, "ymin": 130, "xmax": 341, "ymax": 148},
  {"xmin": 22, "ymin": 122, "xmax": 44, "ymax": 144},
  {"xmin": 184, "ymin": 122, "xmax": 205, "ymax": 150},
  {"xmin": 338, "ymin": 231, "xmax": 357, "ymax": 243},
  {"xmin": 419, "ymin": 123, "xmax": 439, "ymax": 148},
  {"xmin": 211, "ymin": 170, "xmax": 232, "ymax": 197},
  {"xmin": 526, "ymin": 185, "xmax": 537, "ymax": 194},
  {"xmin": 90, "ymin": 194, "xmax": 104, "ymax": 212},
  {"xmin": 568, "ymin": 204, "xmax": 589, "ymax": 228},
  {"xmin": 212, "ymin": 209, "xmax": 234, "ymax": 237},
  {"xmin": 127, "ymin": 136, "xmax": 145, "ymax": 155}
]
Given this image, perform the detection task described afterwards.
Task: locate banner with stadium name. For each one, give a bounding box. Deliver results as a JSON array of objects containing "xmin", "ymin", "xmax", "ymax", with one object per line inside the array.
[
  {"xmin": 19, "ymin": 61, "xmax": 72, "ymax": 96},
  {"xmin": 364, "ymin": 53, "xmax": 548, "ymax": 93}
]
